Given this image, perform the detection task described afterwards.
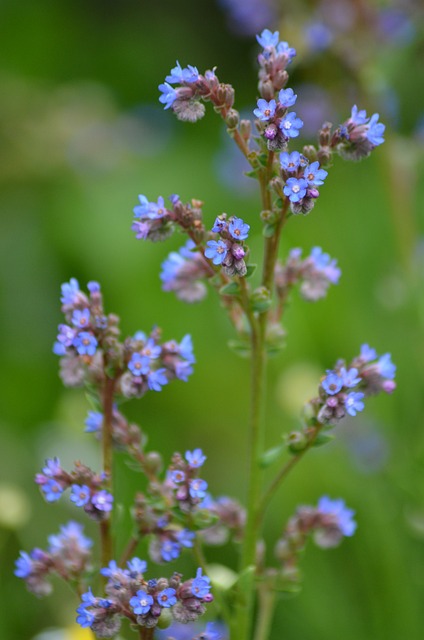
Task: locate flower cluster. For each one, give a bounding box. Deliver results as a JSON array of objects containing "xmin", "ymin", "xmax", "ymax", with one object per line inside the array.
[
  {"xmin": 160, "ymin": 240, "xmax": 210, "ymax": 303},
  {"xmin": 275, "ymin": 246, "xmax": 340, "ymax": 302},
  {"xmin": 35, "ymin": 458, "xmax": 113, "ymax": 520},
  {"xmin": 274, "ymin": 496, "xmax": 356, "ymax": 586},
  {"xmin": 280, "ymin": 152, "xmax": 328, "ymax": 214},
  {"xmin": 312, "ymin": 344, "xmax": 396, "ymax": 426},
  {"xmin": 15, "ymin": 522, "xmax": 92, "ymax": 596},
  {"xmin": 205, "ymin": 214, "xmax": 250, "ymax": 277},
  {"xmin": 253, "ymin": 87, "xmax": 303, "ymax": 151},
  {"xmin": 77, "ymin": 561, "xmax": 212, "ymax": 634},
  {"xmin": 336, "ymin": 105, "xmax": 386, "ymax": 161},
  {"xmin": 132, "ymin": 194, "xmax": 206, "ymax": 243},
  {"xmin": 256, "ymin": 29, "xmax": 296, "ymax": 94}
]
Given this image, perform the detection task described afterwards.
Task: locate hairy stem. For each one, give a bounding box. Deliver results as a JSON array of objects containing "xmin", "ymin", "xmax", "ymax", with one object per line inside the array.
[
  {"xmin": 100, "ymin": 374, "xmax": 116, "ymax": 572},
  {"xmin": 254, "ymin": 584, "xmax": 277, "ymax": 640}
]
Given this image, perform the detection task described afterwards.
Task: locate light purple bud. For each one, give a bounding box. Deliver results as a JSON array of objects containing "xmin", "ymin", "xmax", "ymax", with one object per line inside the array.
[
  {"xmin": 308, "ymin": 188, "xmax": 320, "ymax": 198},
  {"xmin": 264, "ymin": 124, "xmax": 278, "ymax": 140},
  {"xmin": 382, "ymin": 380, "xmax": 396, "ymax": 394},
  {"xmin": 232, "ymin": 245, "xmax": 246, "ymax": 260}
]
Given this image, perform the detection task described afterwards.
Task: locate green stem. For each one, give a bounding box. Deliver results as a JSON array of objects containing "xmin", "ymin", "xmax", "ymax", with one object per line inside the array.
[
  {"xmin": 100, "ymin": 374, "xmax": 116, "ymax": 573},
  {"xmin": 119, "ymin": 535, "xmax": 139, "ymax": 567},
  {"xmin": 254, "ymin": 584, "xmax": 277, "ymax": 640}
]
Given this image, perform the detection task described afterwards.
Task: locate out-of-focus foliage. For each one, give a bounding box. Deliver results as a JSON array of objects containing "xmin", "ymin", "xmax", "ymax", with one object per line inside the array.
[{"xmin": 1, "ymin": 1, "xmax": 424, "ymax": 639}]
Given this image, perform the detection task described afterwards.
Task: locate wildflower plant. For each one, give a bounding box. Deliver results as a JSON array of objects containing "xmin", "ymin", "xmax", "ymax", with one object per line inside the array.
[{"xmin": 16, "ymin": 28, "xmax": 394, "ymax": 640}]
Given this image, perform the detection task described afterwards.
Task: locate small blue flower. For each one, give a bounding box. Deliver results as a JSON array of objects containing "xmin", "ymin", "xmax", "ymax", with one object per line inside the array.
[
  {"xmin": 191, "ymin": 567, "xmax": 212, "ymax": 598},
  {"xmin": 170, "ymin": 469, "xmax": 186, "ymax": 483},
  {"xmin": 147, "ymin": 196, "xmax": 167, "ymax": 220},
  {"xmin": 147, "ymin": 368, "xmax": 168, "ymax": 391},
  {"xmin": 253, "ymin": 98, "xmax": 277, "ymax": 121},
  {"xmin": 174, "ymin": 360, "xmax": 194, "ymax": 382},
  {"xmin": 128, "ymin": 353, "xmax": 150, "ymax": 376},
  {"xmin": 366, "ymin": 113, "xmax": 385, "ymax": 146},
  {"xmin": 350, "ymin": 105, "xmax": 368, "ymax": 125},
  {"xmin": 70, "ymin": 484, "xmax": 91, "ymax": 507},
  {"xmin": 100, "ymin": 560, "xmax": 120, "ymax": 577},
  {"xmin": 133, "ymin": 194, "xmax": 150, "ymax": 218},
  {"xmin": 87, "ymin": 281, "xmax": 101, "ymax": 293},
  {"xmin": 157, "ymin": 587, "xmax": 177, "ymax": 608},
  {"xmin": 127, "ymin": 557, "xmax": 147, "ymax": 576},
  {"xmin": 92, "ymin": 490, "xmax": 113, "ymax": 512},
  {"xmin": 278, "ymin": 88, "xmax": 297, "ymax": 107},
  {"xmin": 345, "ymin": 392, "xmax": 365, "ymax": 416},
  {"xmin": 322, "ymin": 371, "xmax": 343, "ymax": 395},
  {"xmin": 42, "ymin": 457, "xmax": 61, "ymax": 476},
  {"xmin": 56, "ymin": 324, "xmax": 75, "ymax": 348},
  {"xmin": 48, "ymin": 521, "xmax": 93, "ymax": 552},
  {"xmin": 317, "ymin": 496, "xmax": 357, "ymax": 537},
  {"xmin": 205, "ymin": 240, "xmax": 228, "ymax": 265},
  {"xmin": 304, "ymin": 161, "xmax": 328, "ymax": 186},
  {"xmin": 41, "ymin": 478, "xmax": 63, "ymax": 502},
  {"xmin": 360, "ymin": 344, "xmax": 377, "ymax": 362},
  {"xmin": 73, "ymin": 332, "xmax": 98, "ymax": 356},
  {"xmin": 340, "ymin": 367, "xmax": 361, "ymax": 388},
  {"xmin": 179, "ymin": 334, "xmax": 196, "ymax": 363},
  {"xmin": 308, "ymin": 247, "xmax": 341, "ymax": 284},
  {"xmin": 280, "ymin": 151, "xmax": 301, "ymax": 172},
  {"xmin": 277, "ymin": 41, "xmax": 297, "ymax": 60},
  {"xmin": 256, "ymin": 29, "xmax": 280, "ymax": 48},
  {"xmin": 72, "ymin": 308, "xmax": 91, "ymax": 328},
  {"xmin": 130, "ymin": 590, "xmax": 154, "ymax": 615},
  {"xmin": 85, "ymin": 411, "xmax": 103, "ymax": 433},
  {"xmin": 160, "ymin": 539, "xmax": 181, "ymax": 562},
  {"xmin": 176, "ymin": 528, "xmax": 195, "ymax": 548},
  {"xmin": 211, "ymin": 216, "xmax": 227, "ymax": 233},
  {"xmin": 60, "ymin": 278, "xmax": 81, "ymax": 305},
  {"xmin": 279, "ymin": 112, "xmax": 304, "ymax": 138},
  {"xmin": 142, "ymin": 338, "xmax": 162, "ymax": 360},
  {"xmin": 76, "ymin": 604, "xmax": 95, "ymax": 628},
  {"xmin": 166, "ymin": 61, "xmax": 199, "ymax": 84},
  {"xmin": 189, "ymin": 478, "xmax": 208, "ymax": 499},
  {"xmin": 228, "ymin": 216, "xmax": 250, "ymax": 241},
  {"xmin": 159, "ymin": 82, "xmax": 178, "ymax": 109},
  {"xmin": 14, "ymin": 551, "xmax": 33, "ymax": 578},
  {"xmin": 283, "ymin": 177, "xmax": 308, "ymax": 203},
  {"xmin": 377, "ymin": 353, "xmax": 396, "ymax": 379},
  {"xmin": 185, "ymin": 448, "xmax": 206, "ymax": 468}
]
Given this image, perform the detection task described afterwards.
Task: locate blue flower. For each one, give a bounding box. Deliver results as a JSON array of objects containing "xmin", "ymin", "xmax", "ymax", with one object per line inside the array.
[
  {"xmin": 14, "ymin": 551, "xmax": 33, "ymax": 578},
  {"xmin": 142, "ymin": 338, "xmax": 162, "ymax": 360},
  {"xmin": 205, "ymin": 240, "xmax": 228, "ymax": 265},
  {"xmin": 85, "ymin": 411, "xmax": 103, "ymax": 433},
  {"xmin": 76, "ymin": 603, "xmax": 95, "ymax": 628},
  {"xmin": 128, "ymin": 353, "xmax": 150, "ymax": 376},
  {"xmin": 157, "ymin": 588, "xmax": 177, "ymax": 608},
  {"xmin": 166, "ymin": 61, "xmax": 199, "ymax": 84},
  {"xmin": 360, "ymin": 344, "xmax": 377, "ymax": 362},
  {"xmin": 87, "ymin": 281, "xmax": 100, "ymax": 293},
  {"xmin": 277, "ymin": 41, "xmax": 297, "ymax": 60},
  {"xmin": 211, "ymin": 216, "xmax": 227, "ymax": 233},
  {"xmin": 41, "ymin": 478, "xmax": 63, "ymax": 502},
  {"xmin": 92, "ymin": 490, "xmax": 113, "ymax": 512},
  {"xmin": 170, "ymin": 469, "xmax": 186, "ymax": 483},
  {"xmin": 127, "ymin": 557, "xmax": 147, "ymax": 576},
  {"xmin": 147, "ymin": 196, "xmax": 167, "ymax": 220},
  {"xmin": 304, "ymin": 161, "xmax": 328, "ymax": 186},
  {"xmin": 308, "ymin": 247, "xmax": 341, "ymax": 284},
  {"xmin": 160, "ymin": 539, "xmax": 181, "ymax": 562},
  {"xmin": 340, "ymin": 367, "xmax": 361, "ymax": 388},
  {"xmin": 280, "ymin": 112, "xmax": 303, "ymax": 138},
  {"xmin": 280, "ymin": 151, "xmax": 301, "ymax": 172},
  {"xmin": 100, "ymin": 560, "xmax": 120, "ymax": 577},
  {"xmin": 133, "ymin": 194, "xmax": 151, "ymax": 218},
  {"xmin": 350, "ymin": 105, "xmax": 368, "ymax": 125},
  {"xmin": 176, "ymin": 528, "xmax": 195, "ymax": 548},
  {"xmin": 377, "ymin": 353, "xmax": 396, "ymax": 379},
  {"xmin": 72, "ymin": 308, "xmax": 91, "ymax": 328},
  {"xmin": 278, "ymin": 88, "xmax": 297, "ymax": 107},
  {"xmin": 70, "ymin": 484, "xmax": 91, "ymax": 507},
  {"xmin": 48, "ymin": 521, "xmax": 93, "ymax": 552},
  {"xmin": 130, "ymin": 590, "xmax": 154, "ymax": 615},
  {"xmin": 73, "ymin": 332, "xmax": 98, "ymax": 356},
  {"xmin": 345, "ymin": 392, "xmax": 365, "ymax": 416},
  {"xmin": 253, "ymin": 98, "xmax": 277, "ymax": 121},
  {"xmin": 228, "ymin": 216, "xmax": 250, "ymax": 241},
  {"xmin": 185, "ymin": 448, "xmax": 206, "ymax": 468},
  {"xmin": 317, "ymin": 496, "xmax": 357, "ymax": 537},
  {"xmin": 256, "ymin": 29, "xmax": 279, "ymax": 48},
  {"xmin": 283, "ymin": 177, "xmax": 308, "ymax": 203},
  {"xmin": 191, "ymin": 568, "xmax": 212, "ymax": 598},
  {"xmin": 42, "ymin": 457, "xmax": 62, "ymax": 476},
  {"xmin": 60, "ymin": 278, "xmax": 81, "ymax": 305},
  {"xmin": 56, "ymin": 324, "xmax": 75, "ymax": 348},
  {"xmin": 189, "ymin": 478, "xmax": 208, "ymax": 499},
  {"xmin": 366, "ymin": 113, "xmax": 385, "ymax": 146},
  {"xmin": 147, "ymin": 368, "xmax": 168, "ymax": 391},
  {"xmin": 179, "ymin": 334, "xmax": 196, "ymax": 363},
  {"xmin": 174, "ymin": 360, "xmax": 194, "ymax": 382},
  {"xmin": 159, "ymin": 82, "xmax": 178, "ymax": 109},
  {"xmin": 322, "ymin": 371, "xmax": 343, "ymax": 395}
]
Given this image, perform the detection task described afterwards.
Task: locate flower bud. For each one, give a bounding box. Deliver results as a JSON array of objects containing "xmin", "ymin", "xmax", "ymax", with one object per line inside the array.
[
  {"xmin": 259, "ymin": 80, "xmax": 275, "ymax": 101},
  {"xmin": 225, "ymin": 108, "xmax": 240, "ymax": 130},
  {"xmin": 240, "ymin": 119, "xmax": 252, "ymax": 141},
  {"xmin": 287, "ymin": 430, "xmax": 308, "ymax": 453},
  {"xmin": 144, "ymin": 451, "xmax": 163, "ymax": 475}
]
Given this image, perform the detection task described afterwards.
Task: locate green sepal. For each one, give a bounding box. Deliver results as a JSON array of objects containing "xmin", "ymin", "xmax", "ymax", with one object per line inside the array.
[
  {"xmin": 275, "ymin": 197, "xmax": 284, "ymax": 208},
  {"xmin": 244, "ymin": 169, "xmax": 259, "ymax": 179},
  {"xmin": 251, "ymin": 298, "xmax": 272, "ymax": 313},
  {"xmin": 262, "ymin": 224, "xmax": 276, "ymax": 238},
  {"xmin": 227, "ymin": 339, "xmax": 251, "ymax": 358},
  {"xmin": 257, "ymin": 153, "xmax": 269, "ymax": 167},
  {"xmin": 260, "ymin": 443, "xmax": 286, "ymax": 468},
  {"xmin": 192, "ymin": 508, "xmax": 219, "ymax": 529},
  {"xmin": 312, "ymin": 433, "xmax": 335, "ymax": 447},
  {"xmin": 219, "ymin": 282, "xmax": 241, "ymax": 296},
  {"xmin": 245, "ymin": 264, "xmax": 257, "ymax": 278}
]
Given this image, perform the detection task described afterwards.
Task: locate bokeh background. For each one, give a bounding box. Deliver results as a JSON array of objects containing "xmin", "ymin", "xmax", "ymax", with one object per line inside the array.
[{"xmin": 1, "ymin": 0, "xmax": 424, "ymax": 639}]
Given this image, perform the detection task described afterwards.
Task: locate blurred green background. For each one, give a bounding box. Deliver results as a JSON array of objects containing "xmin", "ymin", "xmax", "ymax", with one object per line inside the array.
[{"xmin": 1, "ymin": 0, "xmax": 424, "ymax": 639}]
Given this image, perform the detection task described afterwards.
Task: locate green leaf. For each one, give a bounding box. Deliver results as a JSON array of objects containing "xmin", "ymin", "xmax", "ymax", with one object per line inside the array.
[
  {"xmin": 245, "ymin": 264, "xmax": 257, "ymax": 278},
  {"xmin": 260, "ymin": 443, "xmax": 285, "ymax": 468},
  {"xmin": 313, "ymin": 433, "xmax": 335, "ymax": 447},
  {"xmin": 262, "ymin": 224, "xmax": 276, "ymax": 238},
  {"xmin": 219, "ymin": 282, "xmax": 241, "ymax": 296},
  {"xmin": 244, "ymin": 169, "xmax": 259, "ymax": 179},
  {"xmin": 227, "ymin": 339, "xmax": 251, "ymax": 358}
]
